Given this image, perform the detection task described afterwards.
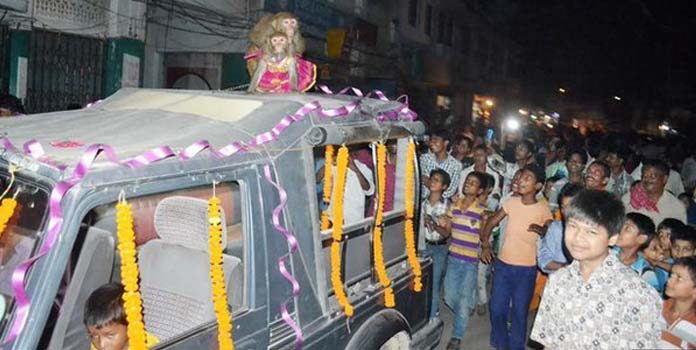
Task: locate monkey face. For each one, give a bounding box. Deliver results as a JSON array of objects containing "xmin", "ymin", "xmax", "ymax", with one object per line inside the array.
[
  {"xmin": 270, "ymin": 35, "xmax": 289, "ymax": 54},
  {"xmin": 281, "ymin": 18, "xmax": 298, "ymax": 37}
]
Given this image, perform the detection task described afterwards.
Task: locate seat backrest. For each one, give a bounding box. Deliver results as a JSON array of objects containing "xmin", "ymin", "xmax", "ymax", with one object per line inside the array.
[
  {"xmin": 47, "ymin": 227, "xmax": 115, "ymax": 350},
  {"xmin": 138, "ymin": 196, "xmax": 241, "ymax": 341}
]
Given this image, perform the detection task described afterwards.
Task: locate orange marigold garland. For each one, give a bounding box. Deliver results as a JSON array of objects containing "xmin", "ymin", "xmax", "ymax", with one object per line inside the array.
[
  {"xmin": 330, "ymin": 145, "xmax": 354, "ymax": 316},
  {"xmin": 116, "ymin": 196, "xmax": 149, "ymax": 350},
  {"xmin": 372, "ymin": 143, "xmax": 395, "ymax": 307},
  {"xmin": 0, "ymin": 198, "xmax": 17, "ymax": 240},
  {"xmin": 320, "ymin": 145, "xmax": 335, "ymax": 231},
  {"xmin": 208, "ymin": 195, "xmax": 235, "ymax": 350},
  {"xmin": 404, "ymin": 139, "xmax": 422, "ymax": 292}
]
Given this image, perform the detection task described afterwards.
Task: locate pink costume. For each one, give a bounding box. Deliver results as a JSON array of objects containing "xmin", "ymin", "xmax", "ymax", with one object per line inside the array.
[{"xmin": 245, "ymin": 50, "xmax": 316, "ymax": 93}]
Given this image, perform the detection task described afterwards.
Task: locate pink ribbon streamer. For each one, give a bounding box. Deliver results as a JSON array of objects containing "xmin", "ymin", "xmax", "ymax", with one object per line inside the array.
[
  {"xmin": 263, "ymin": 164, "xmax": 303, "ymax": 349},
  {"xmin": 2, "ymin": 144, "xmax": 175, "ymax": 346},
  {"xmin": 316, "ymin": 85, "xmax": 417, "ymax": 121}
]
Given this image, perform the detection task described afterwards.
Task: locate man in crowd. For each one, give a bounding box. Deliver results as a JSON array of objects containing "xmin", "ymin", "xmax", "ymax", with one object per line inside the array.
[{"xmin": 623, "ymin": 159, "xmax": 687, "ymax": 225}]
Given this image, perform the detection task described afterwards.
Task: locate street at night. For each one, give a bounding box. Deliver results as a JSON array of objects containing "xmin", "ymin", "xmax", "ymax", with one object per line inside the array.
[{"xmin": 1, "ymin": 1, "xmax": 696, "ymax": 350}]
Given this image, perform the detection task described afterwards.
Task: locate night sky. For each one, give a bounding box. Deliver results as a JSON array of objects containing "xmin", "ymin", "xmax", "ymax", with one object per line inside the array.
[{"xmin": 481, "ymin": 0, "xmax": 696, "ymax": 112}]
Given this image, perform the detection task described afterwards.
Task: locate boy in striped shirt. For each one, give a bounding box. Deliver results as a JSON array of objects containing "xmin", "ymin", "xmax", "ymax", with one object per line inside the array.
[{"xmin": 442, "ymin": 171, "xmax": 488, "ymax": 349}]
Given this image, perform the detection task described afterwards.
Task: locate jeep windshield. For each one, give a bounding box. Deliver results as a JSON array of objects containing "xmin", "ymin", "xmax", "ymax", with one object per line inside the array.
[{"xmin": 0, "ymin": 168, "xmax": 49, "ymax": 327}]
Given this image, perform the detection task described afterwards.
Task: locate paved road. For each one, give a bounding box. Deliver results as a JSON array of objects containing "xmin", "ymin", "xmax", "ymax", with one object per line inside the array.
[{"xmin": 434, "ymin": 300, "xmax": 538, "ymax": 350}]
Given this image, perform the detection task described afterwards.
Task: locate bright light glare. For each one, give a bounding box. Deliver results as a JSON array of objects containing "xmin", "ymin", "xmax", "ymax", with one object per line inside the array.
[
  {"xmin": 518, "ymin": 108, "xmax": 528, "ymax": 115},
  {"xmin": 546, "ymin": 123, "xmax": 554, "ymax": 129},
  {"xmin": 613, "ymin": 96, "xmax": 622, "ymax": 101},
  {"xmin": 659, "ymin": 124, "xmax": 669, "ymax": 131},
  {"xmin": 558, "ymin": 88, "xmax": 566, "ymax": 93},
  {"xmin": 485, "ymin": 99, "xmax": 495, "ymax": 107},
  {"xmin": 505, "ymin": 118, "xmax": 520, "ymax": 131}
]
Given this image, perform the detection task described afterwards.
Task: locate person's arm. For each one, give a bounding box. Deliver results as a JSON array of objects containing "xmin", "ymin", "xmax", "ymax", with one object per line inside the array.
[
  {"xmin": 350, "ymin": 159, "xmax": 375, "ymax": 195},
  {"xmin": 479, "ymin": 208, "xmax": 507, "ymax": 264}
]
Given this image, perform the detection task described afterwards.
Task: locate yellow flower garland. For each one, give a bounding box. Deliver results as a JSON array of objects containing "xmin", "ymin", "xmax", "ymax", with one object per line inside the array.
[
  {"xmin": 372, "ymin": 143, "xmax": 395, "ymax": 307},
  {"xmin": 404, "ymin": 139, "xmax": 422, "ymax": 292},
  {"xmin": 116, "ymin": 198, "xmax": 148, "ymax": 350},
  {"xmin": 0, "ymin": 198, "xmax": 17, "ymax": 241},
  {"xmin": 320, "ymin": 145, "xmax": 334, "ymax": 231},
  {"xmin": 330, "ymin": 145, "xmax": 354, "ymax": 316},
  {"xmin": 208, "ymin": 196, "xmax": 234, "ymax": 350}
]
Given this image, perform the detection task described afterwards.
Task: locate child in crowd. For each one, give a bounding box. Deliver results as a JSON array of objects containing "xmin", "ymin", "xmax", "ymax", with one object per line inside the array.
[
  {"xmin": 658, "ymin": 218, "xmax": 686, "ymax": 261},
  {"xmin": 613, "ymin": 212, "xmax": 655, "ymax": 273},
  {"xmin": 661, "ymin": 257, "xmax": 696, "ymax": 349},
  {"xmin": 672, "ymin": 225, "xmax": 696, "ymax": 259},
  {"xmin": 480, "ymin": 165, "xmax": 552, "ymax": 350},
  {"xmin": 536, "ymin": 183, "xmax": 583, "ymax": 274},
  {"xmin": 531, "ymin": 190, "xmax": 663, "ymax": 349},
  {"xmin": 442, "ymin": 172, "xmax": 488, "ymax": 349},
  {"xmin": 420, "ymin": 168, "xmax": 452, "ymax": 320},
  {"xmin": 84, "ymin": 283, "xmax": 158, "ymax": 350},
  {"xmin": 642, "ymin": 234, "xmax": 670, "ymax": 295}
]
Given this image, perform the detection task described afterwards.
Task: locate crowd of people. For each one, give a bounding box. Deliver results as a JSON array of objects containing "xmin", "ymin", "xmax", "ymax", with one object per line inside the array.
[{"xmin": 419, "ymin": 126, "xmax": 696, "ymax": 350}]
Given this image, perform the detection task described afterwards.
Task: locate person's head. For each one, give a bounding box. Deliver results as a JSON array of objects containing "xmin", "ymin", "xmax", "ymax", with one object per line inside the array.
[
  {"xmin": 428, "ymin": 168, "xmax": 451, "ymax": 195},
  {"xmin": 642, "ymin": 234, "xmax": 664, "ymax": 265},
  {"xmin": 453, "ymin": 135, "xmax": 474, "ymax": 158},
  {"xmin": 544, "ymin": 175, "xmax": 562, "ymax": 200},
  {"xmin": 566, "ymin": 148, "xmax": 588, "ymax": 175},
  {"xmin": 472, "ymin": 144, "xmax": 488, "ymax": 166},
  {"xmin": 428, "ymin": 130, "xmax": 450, "ymax": 155},
  {"xmin": 558, "ymin": 183, "xmax": 583, "ymax": 219},
  {"xmin": 616, "ymin": 212, "xmax": 655, "ymax": 251},
  {"xmin": 564, "ymin": 190, "xmax": 626, "ymax": 262},
  {"xmin": 84, "ymin": 283, "xmax": 129, "ymax": 350},
  {"xmin": 665, "ymin": 257, "xmax": 696, "ymax": 306},
  {"xmin": 483, "ymin": 173, "xmax": 495, "ymax": 197},
  {"xmin": 604, "ymin": 146, "xmax": 627, "ymax": 171},
  {"xmin": 671, "ymin": 225, "xmax": 696, "ymax": 259},
  {"xmin": 641, "ymin": 159, "xmax": 669, "ymax": 196},
  {"xmin": 517, "ymin": 164, "xmax": 545, "ymax": 196},
  {"xmin": 515, "ymin": 140, "xmax": 534, "ymax": 162},
  {"xmin": 0, "ymin": 94, "xmax": 25, "ymax": 116},
  {"xmin": 658, "ymin": 218, "xmax": 685, "ymax": 252},
  {"xmin": 585, "ymin": 160, "xmax": 610, "ymax": 191},
  {"xmin": 678, "ymin": 192, "xmax": 692, "ymax": 209},
  {"xmin": 462, "ymin": 171, "xmax": 486, "ymax": 197}
]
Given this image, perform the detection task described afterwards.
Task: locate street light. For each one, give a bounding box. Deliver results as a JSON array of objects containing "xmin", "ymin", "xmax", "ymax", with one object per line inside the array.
[
  {"xmin": 558, "ymin": 87, "xmax": 566, "ymax": 93},
  {"xmin": 485, "ymin": 99, "xmax": 495, "ymax": 107},
  {"xmin": 613, "ymin": 96, "xmax": 621, "ymax": 101},
  {"xmin": 518, "ymin": 108, "xmax": 529, "ymax": 115},
  {"xmin": 505, "ymin": 118, "xmax": 520, "ymax": 131}
]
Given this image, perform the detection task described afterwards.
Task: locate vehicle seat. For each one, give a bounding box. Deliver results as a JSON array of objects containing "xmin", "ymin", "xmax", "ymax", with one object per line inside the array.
[
  {"xmin": 138, "ymin": 196, "xmax": 243, "ymax": 342},
  {"xmin": 47, "ymin": 227, "xmax": 115, "ymax": 350}
]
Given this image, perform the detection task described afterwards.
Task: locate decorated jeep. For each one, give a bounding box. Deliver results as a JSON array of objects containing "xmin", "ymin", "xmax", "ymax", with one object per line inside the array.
[{"xmin": 0, "ymin": 88, "xmax": 442, "ymax": 349}]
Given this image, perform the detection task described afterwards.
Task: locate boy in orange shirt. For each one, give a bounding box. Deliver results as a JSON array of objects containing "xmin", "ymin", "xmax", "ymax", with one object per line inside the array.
[
  {"xmin": 480, "ymin": 164, "xmax": 552, "ymax": 350},
  {"xmin": 661, "ymin": 257, "xmax": 696, "ymax": 349}
]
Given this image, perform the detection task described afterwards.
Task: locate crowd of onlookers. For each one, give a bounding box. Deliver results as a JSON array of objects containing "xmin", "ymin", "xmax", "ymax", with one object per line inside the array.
[{"xmin": 418, "ymin": 126, "xmax": 696, "ymax": 350}]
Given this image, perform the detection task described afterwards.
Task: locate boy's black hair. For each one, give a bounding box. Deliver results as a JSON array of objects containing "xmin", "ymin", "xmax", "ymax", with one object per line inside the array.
[
  {"xmin": 466, "ymin": 171, "xmax": 488, "ymax": 192},
  {"xmin": 564, "ymin": 189, "xmax": 626, "ymax": 237},
  {"xmin": 557, "ymin": 183, "xmax": 583, "ymax": 208},
  {"xmin": 429, "ymin": 129, "xmax": 451, "ymax": 144},
  {"xmin": 0, "ymin": 94, "xmax": 26, "ymax": 115},
  {"xmin": 642, "ymin": 158, "xmax": 670, "ymax": 177},
  {"xmin": 522, "ymin": 164, "xmax": 546, "ymax": 185},
  {"xmin": 625, "ymin": 212, "xmax": 656, "ymax": 250},
  {"xmin": 518, "ymin": 139, "xmax": 535, "ymax": 154},
  {"xmin": 84, "ymin": 283, "xmax": 127, "ymax": 329},
  {"xmin": 657, "ymin": 218, "xmax": 685, "ymax": 234},
  {"xmin": 678, "ymin": 192, "xmax": 692, "ymax": 201},
  {"xmin": 473, "ymin": 143, "xmax": 488, "ymax": 152},
  {"xmin": 607, "ymin": 145, "xmax": 628, "ymax": 162},
  {"xmin": 671, "ymin": 225, "xmax": 696, "ymax": 246},
  {"xmin": 454, "ymin": 135, "xmax": 474, "ymax": 149},
  {"xmin": 589, "ymin": 160, "xmax": 611, "ymax": 179},
  {"xmin": 483, "ymin": 173, "xmax": 496, "ymax": 192},
  {"xmin": 566, "ymin": 147, "xmax": 588, "ymax": 165},
  {"xmin": 429, "ymin": 168, "xmax": 451, "ymax": 188},
  {"xmin": 673, "ymin": 257, "xmax": 696, "ymax": 288}
]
